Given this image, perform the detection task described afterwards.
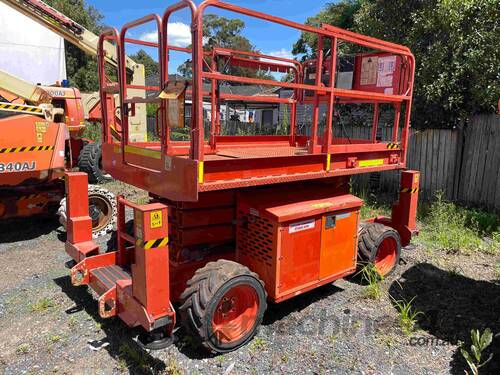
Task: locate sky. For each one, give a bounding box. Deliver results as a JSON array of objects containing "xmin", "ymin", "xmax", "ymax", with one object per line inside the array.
[{"xmin": 85, "ymin": 0, "xmax": 329, "ymax": 73}]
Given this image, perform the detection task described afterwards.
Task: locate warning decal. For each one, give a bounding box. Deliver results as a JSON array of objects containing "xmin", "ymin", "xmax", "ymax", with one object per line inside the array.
[
  {"xmin": 150, "ymin": 210, "xmax": 163, "ymax": 229},
  {"xmin": 360, "ymin": 56, "xmax": 378, "ymax": 85},
  {"xmin": 376, "ymin": 56, "xmax": 397, "ymax": 88},
  {"xmin": 289, "ymin": 219, "xmax": 315, "ymax": 234}
]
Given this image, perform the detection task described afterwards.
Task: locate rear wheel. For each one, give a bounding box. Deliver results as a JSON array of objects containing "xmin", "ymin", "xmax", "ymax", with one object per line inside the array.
[
  {"xmin": 78, "ymin": 142, "xmax": 111, "ymax": 184},
  {"xmin": 358, "ymin": 222, "xmax": 401, "ymax": 276},
  {"xmin": 58, "ymin": 185, "xmax": 117, "ymax": 238},
  {"xmin": 179, "ymin": 260, "xmax": 267, "ymax": 353}
]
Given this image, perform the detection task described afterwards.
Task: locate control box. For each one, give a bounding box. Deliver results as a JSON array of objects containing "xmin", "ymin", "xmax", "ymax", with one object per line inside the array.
[{"xmin": 237, "ymin": 187, "xmax": 363, "ymax": 302}]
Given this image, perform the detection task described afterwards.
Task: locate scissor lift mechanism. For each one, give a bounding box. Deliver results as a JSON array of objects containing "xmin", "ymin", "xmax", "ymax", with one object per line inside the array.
[{"xmin": 64, "ymin": 0, "xmax": 420, "ymax": 353}]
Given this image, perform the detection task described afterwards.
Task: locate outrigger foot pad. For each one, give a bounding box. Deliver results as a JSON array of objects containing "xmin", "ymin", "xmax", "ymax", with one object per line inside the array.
[{"xmin": 136, "ymin": 329, "xmax": 174, "ymax": 350}]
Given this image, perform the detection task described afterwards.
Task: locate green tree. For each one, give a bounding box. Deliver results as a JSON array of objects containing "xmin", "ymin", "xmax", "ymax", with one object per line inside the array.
[
  {"xmin": 178, "ymin": 14, "xmax": 272, "ymax": 83},
  {"xmin": 292, "ymin": 0, "xmax": 362, "ymax": 59},
  {"xmin": 355, "ymin": 0, "xmax": 500, "ymax": 128},
  {"xmin": 294, "ymin": 0, "xmax": 500, "ymax": 128},
  {"xmin": 129, "ymin": 50, "xmax": 159, "ymax": 79},
  {"xmin": 44, "ymin": 0, "xmax": 104, "ymax": 92}
]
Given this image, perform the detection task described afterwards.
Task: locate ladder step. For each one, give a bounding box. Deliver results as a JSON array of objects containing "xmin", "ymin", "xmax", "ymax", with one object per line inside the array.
[{"xmin": 90, "ymin": 265, "xmax": 131, "ymax": 293}]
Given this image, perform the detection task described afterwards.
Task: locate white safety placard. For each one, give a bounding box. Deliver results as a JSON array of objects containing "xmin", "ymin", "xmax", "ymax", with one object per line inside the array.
[{"xmin": 289, "ymin": 219, "xmax": 315, "ymax": 234}]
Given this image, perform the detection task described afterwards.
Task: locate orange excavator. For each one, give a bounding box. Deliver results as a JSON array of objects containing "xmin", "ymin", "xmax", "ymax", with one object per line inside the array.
[
  {"xmin": 0, "ymin": 70, "xmax": 117, "ymax": 236},
  {"xmin": 0, "ymin": 0, "xmax": 146, "ymax": 236}
]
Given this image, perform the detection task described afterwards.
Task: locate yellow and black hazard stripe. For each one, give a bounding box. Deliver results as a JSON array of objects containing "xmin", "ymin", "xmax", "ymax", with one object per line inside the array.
[
  {"xmin": 401, "ymin": 188, "xmax": 419, "ymax": 194},
  {"xmin": 136, "ymin": 237, "xmax": 169, "ymax": 249},
  {"xmin": 387, "ymin": 142, "xmax": 401, "ymax": 150},
  {"xmin": 18, "ymin": 194, "xmax": 41, "ymax": 201},
  {"xmin": 0, "ymin": 103, "xmax": 44, "ymax": 115},
  {"xmin": 0, "ymin": 146, "xmax": 55, "ymax": 153}
]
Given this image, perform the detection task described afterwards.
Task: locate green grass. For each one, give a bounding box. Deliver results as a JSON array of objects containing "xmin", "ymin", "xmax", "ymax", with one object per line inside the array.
[
  {"xmin": 391, "ymin": 296, "xmax": 422, "ymax": 336},
  {"xmin": 358, "ymin": 263, "xmax": 383, "ymax": 300},
  {"xmin": 495, "ymin": 261, "xmax": 500, "ymax": 280},
  {"xmin": 165, "ymin": 358, "xmax": 183, "ymax": 375},
  {"xmin": 357, "ymin": 190, "xmax": 391, "ymax": 220},
  {"xmin": 16, "ymin": 343, "xmax": 30, "ymax": 354},
  {"xmin": 28, "ymin": 297, "xmax": 54, "ymax": 313},
  {"xmin": 416, "ymin": 192, "xmax": 499, "ymax": 254},
  {"xmin": 249, "ymin": 337, "xmax": 267, "ymax": 351},
  {"xmin": 49, "ymin": 335, "xmax": 62, "ymax": 343},
  {"xmin": 118, "ymin": 343, "xmax": 149, "ymax": 370}
]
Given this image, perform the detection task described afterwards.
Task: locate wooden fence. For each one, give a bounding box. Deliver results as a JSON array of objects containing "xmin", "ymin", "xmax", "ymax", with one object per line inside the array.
[
  {"xmin": 354, "ymin": 114, "xmax": 500, "ymax": 212},
  {"xmin": 147, "ymin": 114, "xmax": 499, "ymax": 211}
]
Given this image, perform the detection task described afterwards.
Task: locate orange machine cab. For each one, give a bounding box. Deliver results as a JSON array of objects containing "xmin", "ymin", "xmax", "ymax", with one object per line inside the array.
[{"xmin": 237, "ymin": 188, "xmax": 363, "ymax": 302}]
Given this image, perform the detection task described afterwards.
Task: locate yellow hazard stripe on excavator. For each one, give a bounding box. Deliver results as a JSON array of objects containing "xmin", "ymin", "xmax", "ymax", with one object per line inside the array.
[
  {"xmin": 387, "ymin": 142, "xmax": 401, "ymax": 150},
  {"xmin": 401, "ymin": 188, "xmax": 419, "ymax": 194},
  {"xmin": 136, "ymin": 237, "xmax": 169, "ymax": 249},
  {"xmin": 0, "ymin": 146, "xmax": 55, "ymax": 153},
  {"xmin": 18, "ymin": 194, "xmax": 40, "ymax": 201},
  {"xmin": 0, "ymin": 103, "xmax": 43, "ymax": 114}
]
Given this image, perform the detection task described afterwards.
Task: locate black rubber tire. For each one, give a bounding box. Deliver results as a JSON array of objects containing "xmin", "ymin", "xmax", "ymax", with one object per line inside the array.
[
  {"xmin": 358, "ymin": 222, "xmax": 401, "ymax": 276},
  {"xmin": 179, "ymin": 259, "xmax": 267, "ymax": 354},
  {"xmin": 58, "ymin": 185, "xmax": 117, "ymax": 238},
  {"xmin": 78, "ymin": 142, "xmax": 111, "ymax": 184}
]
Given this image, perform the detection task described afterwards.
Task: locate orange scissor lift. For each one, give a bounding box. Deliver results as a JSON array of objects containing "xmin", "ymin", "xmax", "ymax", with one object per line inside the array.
[{"xmin": 64, "ymin": 0, "xmax": 420, "ymax": 353}]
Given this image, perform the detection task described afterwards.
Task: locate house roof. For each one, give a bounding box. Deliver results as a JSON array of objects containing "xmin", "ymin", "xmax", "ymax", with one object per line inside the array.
[{"xmin": 145, "ymin": 74, "xmax": 279, "ymax": 99}]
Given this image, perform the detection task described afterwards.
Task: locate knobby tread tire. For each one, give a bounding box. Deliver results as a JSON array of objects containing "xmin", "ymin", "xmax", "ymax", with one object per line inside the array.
[
  {"xmin": 358, "ymin": 222, "xmax": 401, "ymax": 275},
  {"xmin": 58, "ymin": 185, "xmax": 117, "ymax": 239},
  {"xmin": 78, "ymin": 142, "xmax": 110, "ymax": 184},
  {"xmin": 179, "ymin": 259, "xmax": 267, "ymax": 353}
]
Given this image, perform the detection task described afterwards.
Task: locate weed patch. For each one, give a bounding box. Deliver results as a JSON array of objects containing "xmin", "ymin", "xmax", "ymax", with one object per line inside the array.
[
  {"xmin": 416, "ymin": 192, "xmax": 486, "ymax": 253},
  {"xmin": 16, "ymin": 343, "xmax": 30, "ymax": 354},
  {"xmin": 359, "ymin": 263, "xmax": 383, "ymax": 300},
  {"xmin": 357, "ymin": 191, "xmax": 391, "ymax": 220},
  {"xmin": 249, "ymin": 337, "xmax": 267, "ymax": 351},
  {"xmin": 391, "ymin": 296, "xmax": 422, "ymax": 336},
  {"xmin": 119, "ymin": 343, "xmax": 149, "ymax": 370},
  {"xmin": 165, "ymin": 357, "xmax": 183, "ymax": 375},
  {"xmin": 28, "ymin": 297, "xmax": 54, "ymax": 313},
  {"xmin": 460, "ymin": 328, "xmax": 493, "ymax": 375}
]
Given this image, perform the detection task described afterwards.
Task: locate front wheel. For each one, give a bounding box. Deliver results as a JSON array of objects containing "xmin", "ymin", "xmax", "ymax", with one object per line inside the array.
[{"xmin": 179, "ymin": 260, "xmax": 267, "ymax": 353}]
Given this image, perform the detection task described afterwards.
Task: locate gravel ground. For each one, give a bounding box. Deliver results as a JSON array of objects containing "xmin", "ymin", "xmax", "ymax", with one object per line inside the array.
[{"xmin": 0, "ymin": 183, "xmax": 498, "ymax": 375}]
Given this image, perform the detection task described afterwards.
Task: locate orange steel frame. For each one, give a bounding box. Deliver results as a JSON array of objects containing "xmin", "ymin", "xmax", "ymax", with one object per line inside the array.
[
  {"xmin": 64, "ymin": 0, "xmax": 420, "ymax": 339},
  {"xmin": 95, "ymin": 0, "xmax": 415, "ymax": 203}
]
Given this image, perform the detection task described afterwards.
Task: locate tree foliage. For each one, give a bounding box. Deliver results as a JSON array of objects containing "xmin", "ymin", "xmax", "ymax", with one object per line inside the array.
[
  {"xmin": 292, "ymin": 0, "xmax": 361, "ymax": 59},
  {"xmin": 44, "ymin": 0, "xmax": 104, "ymax": 92},
  {"xmin": 129, "ymin": 50, "xmax": 159, "ymax": 79},
  {"xmin": 178, "ymin": 14, "xmax": 272, "ymax": 83},
  {"xmin": 294, "ymin": 0, "xmax": 500, "ymax": 128}
]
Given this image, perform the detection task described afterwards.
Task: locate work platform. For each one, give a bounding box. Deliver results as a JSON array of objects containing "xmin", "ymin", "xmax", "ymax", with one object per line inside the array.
[{"xmin": 96, "ymin": 0, "xmax": 414, "ymax": 202}]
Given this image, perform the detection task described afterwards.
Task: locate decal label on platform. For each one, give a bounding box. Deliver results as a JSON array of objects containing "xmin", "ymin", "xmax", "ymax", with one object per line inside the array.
[{"xmin": 289, "ymin": 219, "xmax": 315, "ymax": 234}]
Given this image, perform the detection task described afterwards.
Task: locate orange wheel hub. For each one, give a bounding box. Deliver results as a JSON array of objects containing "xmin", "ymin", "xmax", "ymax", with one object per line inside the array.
[
  {"xmin": 211, "ymin": 285, "xmax": 259, "ymax": 343},
  {"xmin": 374, "ymin": 237, "xmax": 397, "ymax": 275}
]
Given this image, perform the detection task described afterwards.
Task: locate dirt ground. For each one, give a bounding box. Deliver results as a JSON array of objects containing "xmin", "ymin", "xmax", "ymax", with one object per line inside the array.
[{"xmin": 0, "ymin": 182, "xmax": 498, "ymax": 375}]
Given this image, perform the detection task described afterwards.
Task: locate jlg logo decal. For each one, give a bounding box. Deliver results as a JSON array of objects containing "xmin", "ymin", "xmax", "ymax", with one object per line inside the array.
[{"xmin": 0, "ymin": 162, "xmax": 36, "ymax": 173}]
